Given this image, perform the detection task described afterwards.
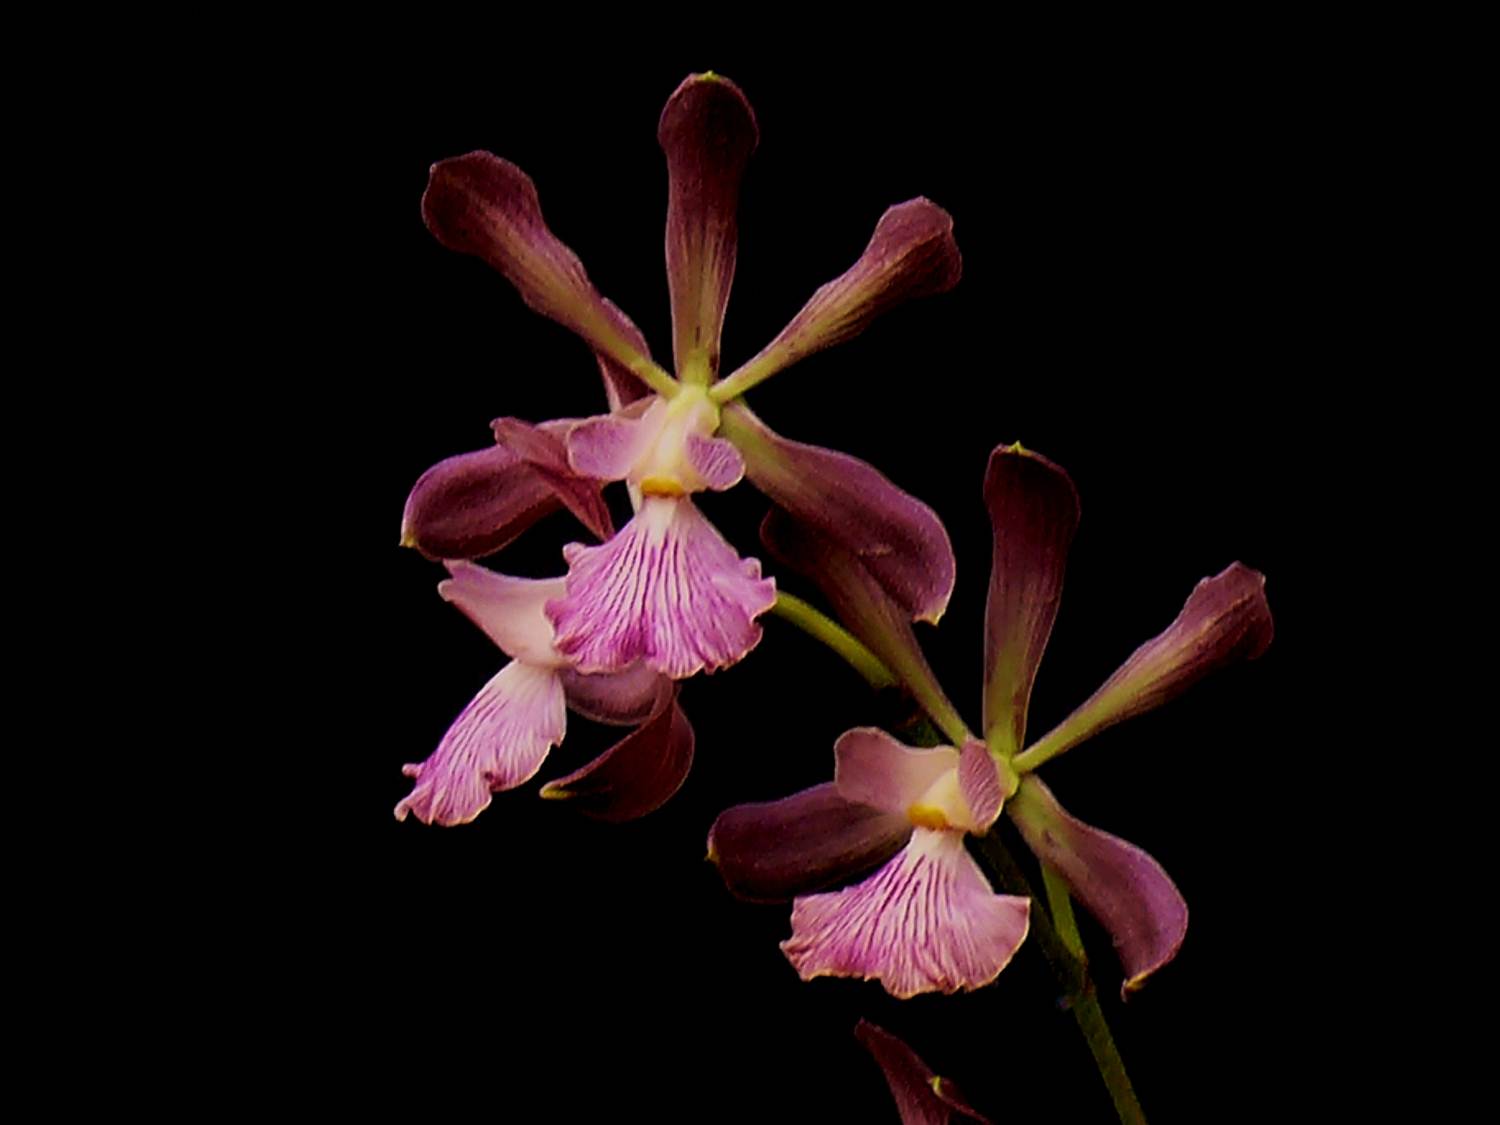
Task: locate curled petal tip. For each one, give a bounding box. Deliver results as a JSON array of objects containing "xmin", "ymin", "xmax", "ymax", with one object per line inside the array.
[{"xmin": 537, "ymin": 783, "xmax": 572, "ymax": 801}]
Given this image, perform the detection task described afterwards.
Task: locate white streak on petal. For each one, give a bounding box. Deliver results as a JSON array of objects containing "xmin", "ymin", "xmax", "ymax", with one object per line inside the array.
[
  {"xmin": 439, "ymin": 561, "xmax": 565, "ymax": 667},
  {"xmin": 394, "ymin": 662, "xmax": 567, "ymax": 826},
  {"xmin": 547, "ymin": 496, "xmax": 776, "ymax": 678},
  {"xmin": 780, "ymin": 829, "xmax": 1030, "ymax": 999}
]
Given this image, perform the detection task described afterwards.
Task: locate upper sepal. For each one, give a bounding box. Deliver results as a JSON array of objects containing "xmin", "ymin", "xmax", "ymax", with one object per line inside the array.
[
  {"xmin": 658, "ymin": 72, "xmax": 758, "ymax": 382},
  {"xmin": 982, "ymin": 443, "xmax": 1079, "ymax": 755}
]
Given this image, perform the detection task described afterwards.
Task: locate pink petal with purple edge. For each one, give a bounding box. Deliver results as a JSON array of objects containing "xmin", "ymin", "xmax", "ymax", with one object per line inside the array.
[
  {"xmin": 957, "ymin": 741, "xmax": 1006, "ymax": 831},
  {"xmin": 719, "ymin": 198, "xmax": 961, "ymax": 392},
  {"xmin": 722, "ymin": 404, "xmax": 954, "ymax": 623},
  {"xmin": 490, "ymin": 417, "xmax": 613, "ymax": 541},
  {"xmin": 832, "ymin": 728, "xmax": 959, "ymax": 816},
  {"xmin": 708, "ymin": 783, "xmax": 912, "ymax": 903},
  {"xmin": 1007, "ymin": 776, "xmax": 1188, "ymax": 997},
  {"xmin": 855, "ymin": 1021, "xmax": 992, "ymax": 1125},
  {"xmin": 421, "ymin": 152, "xmax": 669, "ymax": 389},
  {"xmin": 564, "ymin": 400, "xmax": 668, "ymax": 481},
  {"xmin": 559, "ymin": 662, "xmax": 666, "ymax": 726},
  {"xmin": 400, "ymin": 444, "xmax": 559, "ymax": 561},
  {"xmin": 438, "ymin": 562, "xmax": 564, "ymax": 667},
  {"xmin": 548, "ymin": 496, "xmax": 776, "ymax": 678},
  {"xmin": 658, "ymin": 73, "xmax": 758, "ymax": 381},
  {"xmin": 684, "ymin": 433, "xmax": 745, "ymax": 490},
  {"xmin": 982, "ymin": 443, "xmax": 1080, "ymax": 755},
  {"xmin": 539, "ymin": 689, "xmax": 693, "ymax": 822},
  {"xmin": 1019, "ymin": 562, "xmax": 1275, "ymax": 768},
  {"xmin": 781, "ymin": 828, "xmax": 1030, "ymax": 999},
  {"xmin": 394, "ymin": 662, "xmax": 566, "ymax": 826}
]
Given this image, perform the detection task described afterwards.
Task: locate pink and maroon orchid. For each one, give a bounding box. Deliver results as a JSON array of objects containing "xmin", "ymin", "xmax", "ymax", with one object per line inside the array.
[
  {"xmin": 394, "ymin": 560, "xmax": 692, "ymax": 826},
  {"xmin": 709, "ymin": 443, "xmax": 1273, "ymax": 998},
  {"xmin": 403, "ymin": 72, "xmax": 961, "ymax": 681}
]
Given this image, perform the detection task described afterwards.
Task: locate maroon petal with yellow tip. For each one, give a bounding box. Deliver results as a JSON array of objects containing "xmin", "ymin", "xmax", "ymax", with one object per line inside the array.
[
  {"xmin": 658, "ymin": 72, "xmax": 758, "ymax": 382},
  {"xmin": 1007, "ymin": 776, "xmax": 1187, "ymax": 997},
  {"xmin": 538, "ymin": 686, "xmax": 693, "ymax": 822},
  {"xmin": 491, "ymin": 417, "xmax": 614, "ymax": 541},
  {"xmin": 855, "ymin": 1020, "xmax": 992, "ymax": 1125},
  {"xmin": 707, "ymin": 783, "xmax": 911, "ymax": 903},
  {"xmin": 400, "ymin": 444, "xmax": 559, "ymax": 561},
  {"xmin": 724, "ymin": 404, "xmax": 955, "ymax": 623},
  {"xmin": 1018, "ymin": 563, "xmax": 1274, "ymax": 769},
  {"xmin": 981, "ymin": 443, "xmax": 1080, "ymax": 756},
  {"xmin": 421, "ymin": 152, "xmax": 665, "ymax": 390},
  {"xmin": 717, "ymin": 198, "xmax": 961, "ymax": 394}
]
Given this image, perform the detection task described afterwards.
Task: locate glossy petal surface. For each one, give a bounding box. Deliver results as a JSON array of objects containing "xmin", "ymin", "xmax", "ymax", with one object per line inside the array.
[
  {"xmin": 781, "ymin": 829, "xmax": 1030, "ymax": 998},
  {"xmin": 539, "ymin": 688, "xmax": 693, "ymax": 821},
  {"xmin": 856, "ymin": 1021, "xmax": 992, "ymax": 1125},
  {"xmin": 659, "ymin": 72, "xmax": 758, "ymax": 381},
  {"xmin": 708, "ymin": 783, "xmax": 912, "ymax": 902},
  {"xmin": 1021, "ymin": 562, "xmax": 1274, "ymax": 767},
  {"xmin": 982, "ymin": 444, "xmax": 1079, "ymax": 755},
  {"xmin": 724, "ymin": 404, "xmax": 954, "ymax": 623},
  {"xmin": 394, "ymin": 662, "xmax": 566, "ymax": 826},
  {"xmin": 400, "ymin": 444, "xmax": 558, "ymax": 561},
  {"xmin": 548, "ymin": 496, "xmax": 775, "ymax": 678},
  {"xmin": 1007, "ymin": 776, "xmax": 1187, "ymax": 996},
  {"xmin": 422, "ymin": 151, "xmax": 665, "ymax": 389},
  {"xmin": 722, "ymin": 198, "xmax": 962, "ymax": 391}
]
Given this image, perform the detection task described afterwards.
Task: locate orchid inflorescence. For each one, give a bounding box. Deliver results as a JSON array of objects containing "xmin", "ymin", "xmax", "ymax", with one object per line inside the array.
[{"xmin": 396, "ymin": 72, "xmax": 1272, "ymax": 1122}]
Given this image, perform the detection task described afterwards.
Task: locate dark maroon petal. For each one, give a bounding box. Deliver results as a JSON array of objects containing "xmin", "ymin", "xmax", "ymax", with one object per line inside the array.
[
  {"xmin": 711, "ymin": 198, "xmax": 962, "ymax": 400},
  {"xmin": 708, "ymin": 783, "xmax": 911, "ymax": 903},
  {"xmin": 855, "ymin": 1021, "xmax": 993, "ymax": 1125},
  {"xmin": 491, "ymin": 416, "xmax": 613, "ymax": 541},
  {"xmin": 558, "ymin": 663, "xmax": 664, "ymax": 726},
  {"xmin": 538, "ymin": 687, "xmax": 693, "ymax": 821},
  {"xmin": 594, "ymin": 300, "xmax": 655, "ymax": 409},
  {"xmin": 1016, "ymin": 562, "xmax": 1275, "ymax": 770},
  {"xmin": 723, "ymin": 403, "xmax": 955, "ymax": 623},
  {"xmin": 421, "ymin": 151, "xmax": 675, "ymax": 397},
  {"xmin": 400, "ymin": 445, "xmax": 558, "ymax": 561},
  {"xmin": 982, "ymin": 443, "xmax": 1080, "ymax": 756},
  {"xmin": 658, "ymin": 72, "xmax": 758, "ymax": 384},
  {"xmin": 1007, "ymin": 776, "xmax": 1188, "ymax": 997},
  {"xmin": 760, "ymin": 508, "xmax": 965, "ymax": 742}
]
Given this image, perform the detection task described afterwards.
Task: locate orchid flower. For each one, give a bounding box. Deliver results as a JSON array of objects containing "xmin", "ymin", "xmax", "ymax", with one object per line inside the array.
[
  {"xmin": 407, "ymin": 71, "xmax": 962, "ymax": 680},
  {"xmin": 710, "ymin": 443, "xmax": 1272, "ymax": 997},
  {"xmin": 395, "ymin": 560, "xmax": 692, "ymax": 826},
  {"xmin": 856, "ymin": 1020, "xmax": 991, "ymax": 1125},
  {"xmin": 711, "ymin": 729, "xmax": 1030, "ymax": 998}
]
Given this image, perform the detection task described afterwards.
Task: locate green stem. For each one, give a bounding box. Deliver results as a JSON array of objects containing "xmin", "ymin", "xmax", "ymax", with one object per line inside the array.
[
  {"xmin": 1041, "ymin": 862, "xmax": 1147, "ymax": 1125},
  {"xmin": 769, "ymin": 593, "xmax": 897, "ymax": 691}
]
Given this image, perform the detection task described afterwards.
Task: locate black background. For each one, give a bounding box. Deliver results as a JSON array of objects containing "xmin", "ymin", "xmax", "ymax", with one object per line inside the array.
[{"xmin": 303, "ymin": 48, "xmax": 1329, "ymax": 1123}]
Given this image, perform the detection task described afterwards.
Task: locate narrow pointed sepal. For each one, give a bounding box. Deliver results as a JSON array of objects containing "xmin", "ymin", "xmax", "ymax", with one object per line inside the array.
[
  {"xmin": 394, "ymin": 662, "xmax": 566, "ymax": 826},
  {"xmin": 548, "ymin": 496, "xmax": 776, "ymax": 678},
  {"xmin": 982, "ymin": 443, "xmax": 1079, "ymax": 754},
  {"xmin": 781, "ymin": 829, "xmax": 1030, "ymax": 998},
  {"xmin": 1007, "ymin": 776, "xmax": 1188, "ymax": 997},
  {"xmin": 421, "ymin": 152, "xmax": 660, "ymax": 388},
  {"xmin": 658, "ymin": 72, "xmax": 758, "ymax": 382},
  {"xmin": 538, "ymin": 686, "xmax": 693, "ymax": 821},
  {"xmin": 721, "ymin": 198, "xmax": 961, "ymax": 392},
  {"xmin": 708, "ymin": 783, "xmax": 911, "ymax": 902},
  {"xmin": 724, "ymin": 404, "xmax": 954, "ymax": 622},
  {"xmin": 1022, "ymin": 562, "xmax": 1274, "ymax": 766},
  {"xmin": 855, "ymin": 1021, "xmax": 992, "ymax": 1125},
  {"xmin": 400, "ymin": 445, "xmax": 559, "ymax": 561}
]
